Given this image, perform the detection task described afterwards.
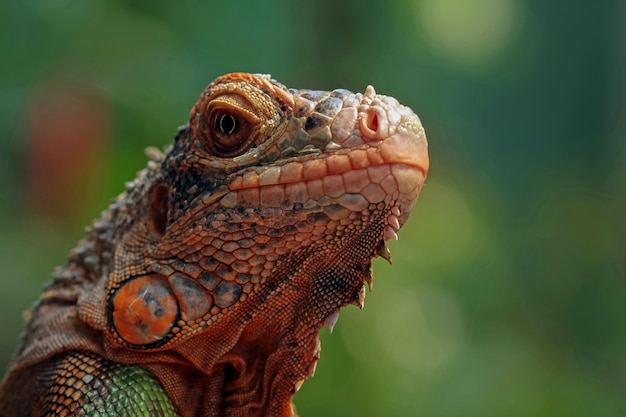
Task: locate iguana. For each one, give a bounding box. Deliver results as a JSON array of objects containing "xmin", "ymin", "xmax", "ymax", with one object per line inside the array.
[{"xmin": 0, "ymin": 72, "xmax": 429, "ymax": 416}]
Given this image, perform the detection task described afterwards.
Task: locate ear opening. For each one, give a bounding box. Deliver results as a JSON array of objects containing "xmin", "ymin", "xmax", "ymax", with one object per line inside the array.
[{"xmin": 150, "ymin": 183, "xmax": 169, "ymax": 238}]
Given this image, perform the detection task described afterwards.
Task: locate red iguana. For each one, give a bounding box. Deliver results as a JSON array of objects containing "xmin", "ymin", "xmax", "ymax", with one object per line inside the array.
[{"xmin": 0, "ymin": 72, "xmax": 429, "ymax": 416}]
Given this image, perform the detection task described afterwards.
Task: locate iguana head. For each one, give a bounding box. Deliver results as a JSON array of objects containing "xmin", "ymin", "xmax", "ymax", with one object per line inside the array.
[{"xmin": 80, "ymin": 72, "xmax": 428, "ymax": 415}]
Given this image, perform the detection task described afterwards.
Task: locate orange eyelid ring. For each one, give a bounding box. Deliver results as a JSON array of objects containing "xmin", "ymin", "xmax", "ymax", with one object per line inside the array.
[{"xmin": 110, "ymin": 274, "xmax": 179, "ymax": 346}]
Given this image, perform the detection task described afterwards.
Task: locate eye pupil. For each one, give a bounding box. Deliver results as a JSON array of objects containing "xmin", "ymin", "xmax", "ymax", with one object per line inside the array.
[
  {"xmin": 217, "ymin": 112, "xmax": 237, "ymax": 135},
  {"xmin": 205, "ymin": 108, "xmax": 253, "ymax": 156}
]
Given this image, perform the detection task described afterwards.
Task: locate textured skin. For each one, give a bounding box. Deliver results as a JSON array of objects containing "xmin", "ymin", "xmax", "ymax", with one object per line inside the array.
[
  {"xmin": 43, "ymin": 352, "xmax": 178, "ymax": 416},
  {"xmin": 0, "ymin": 73, "xmax": 429, "ymax": 416}
]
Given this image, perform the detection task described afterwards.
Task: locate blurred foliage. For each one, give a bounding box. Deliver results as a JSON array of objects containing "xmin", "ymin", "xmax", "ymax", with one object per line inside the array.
[{"xmin": 1, "ymin": 0, "xmax": 624, "ymax": 415}]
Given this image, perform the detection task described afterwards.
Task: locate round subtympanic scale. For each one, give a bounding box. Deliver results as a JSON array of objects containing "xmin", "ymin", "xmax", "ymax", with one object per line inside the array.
[{"xmin": 111, "ymin": 274, "xmax": 178, "ymax": 346}]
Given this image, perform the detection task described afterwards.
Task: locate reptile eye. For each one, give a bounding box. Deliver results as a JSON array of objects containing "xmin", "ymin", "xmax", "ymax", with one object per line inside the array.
[
  {"xmin": 209, "ymin": 109, "xmax": 253, "ymax": 155},
  {"xmin": 191, "ymin": 88, "xmax": 274, "ymax": 158}
]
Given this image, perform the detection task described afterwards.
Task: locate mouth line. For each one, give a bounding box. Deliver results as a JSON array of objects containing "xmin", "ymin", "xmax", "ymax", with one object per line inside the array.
[
  {"xmin": 219, "ymin": 161, "xmax": 425, "ymax": 214},
  {"xmin": 226, "ymin": 139, "xmax": 428, "ymax": 192}
]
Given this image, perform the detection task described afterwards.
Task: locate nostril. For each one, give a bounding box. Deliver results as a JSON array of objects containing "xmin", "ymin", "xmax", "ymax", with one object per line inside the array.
[
  {"xmin": 366, "ymin": 112, "xmax": 379, "ymax": 132},
  {"xmin": 360, "ymin": 107, "xmax": 388, "ymax": 140}
]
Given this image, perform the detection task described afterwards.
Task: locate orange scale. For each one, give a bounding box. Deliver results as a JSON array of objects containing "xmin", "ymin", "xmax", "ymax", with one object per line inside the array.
[
  {"xmin": 361, "ymin": 183, "xmax": 386, "ymax": 204},
  {"xmin": 284, "ymin": 182, "xmax": 308, "ymax": 204},
  {"xmin": 228, "ymin": 175, "xmax": 243, "ymax": 190},
  {"xmin": 233, "ymin": 249, "xmax": 254, "ymax": 262},
  {"xmin": 249, "ymin": 265, "xmax": 264, "ymax": 276},
  {"xmin": 237, "ymin": 238, "xmax": 256, "ymax": 249},
  {"xmin": 279, "ymin": 161, "xmax": 304, "ymax": 184},
  {"xmin": 260, "ymin": 184, "xmax": 286, "ymax": 207},
  {"xmin": 221, "ymin": 241, "xmax": 239, "ymax": 253},
  {"xmin": 242, "ymin": 170, "xmax": 259, "ymax": 188},
  {"xmin": 248, "ymin": 255, "xmax": 265, "ymax": 267},
  {"xmin": 305, "ymin": 179, "xmax": 324, "ymax": 200},
  {"xmin": 274, "ymin": 246, "xmax": 289, "ymax": 256},
  {"xmin": 343, "ymin": 169, "xmax": 369, "ymax": 193},
  {"xmin": 367, "ymin": 165, "xmax": 391, "ymax": 184},
  {"xmin": 239, "ymin": 187, "xmax": 261, "ymax": 206},
  {"xmin": 258, "ymin": 167, "xmax": 281, "ymax": 186},
  {"xmin": 380, "ymin": 175, "xmax": 399, "ymax": 195},
  {"xmin": 366, "ymin": 147, "xmax": 385, "ymax": 165},
  {"xmin": 326, "ymin": 154, "xmax": 352, "ymax": 175},
  {"xmin": 251, "ymin": 244, "xmax": 272, "ymax": 256},
  {"xmin": 213, "ymin": 250, "xmax": 236, "ymax": 265},
  {"xmin": 347, "ymin": 149, "xmax": 369, "ymax": 169},
  {"xmin": 111, "ymin": 274, "xmax": 178, "ymax": 346},
  {"xmin": 302, "ymin": 158, "xmax": 328, "ymax": 181},
  {"xmin": 232, "ymin": 259, "xmax": 252, "ymax": 273},
  {"xmin": 321, "ymin": 175, "xmax": 346, "ymax": 198}
]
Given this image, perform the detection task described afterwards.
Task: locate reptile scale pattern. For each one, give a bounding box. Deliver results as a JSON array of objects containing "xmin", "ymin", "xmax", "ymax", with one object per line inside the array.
[
  {"xmin": 45, "ymin": 352, "xmax": 178, "ymax": 416},
  {"xmin": 0, "ymin": 73, "xmax": 429, "ymax": 417}
]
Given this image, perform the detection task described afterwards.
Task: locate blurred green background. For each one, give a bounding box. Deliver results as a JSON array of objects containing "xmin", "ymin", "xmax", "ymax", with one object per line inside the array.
[{"xmin": 1, "ymin": 1, "xmax": 624, "ymax": 415}]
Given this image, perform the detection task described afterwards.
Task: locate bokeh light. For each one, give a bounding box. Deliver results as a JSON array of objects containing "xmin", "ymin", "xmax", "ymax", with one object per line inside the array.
[{"xmin": 417, "ymin": 0, "xmax": 526, "ymax": 68}]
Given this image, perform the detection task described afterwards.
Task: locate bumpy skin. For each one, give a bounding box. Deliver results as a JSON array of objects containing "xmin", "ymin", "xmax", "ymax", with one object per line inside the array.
[{"xmin": 0, "ymin": 73, "xmax": 429, "ymax": 416}]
